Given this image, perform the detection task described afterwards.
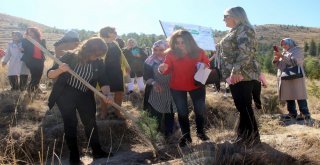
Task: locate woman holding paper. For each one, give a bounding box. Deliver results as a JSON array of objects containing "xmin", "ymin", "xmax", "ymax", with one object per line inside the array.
[
  {"xmin": 219, "ymin": 6, "xmax": 260, "ymax": 146},
  {"xmin": 158, "ymin": 29, "xmax": 210, "ymax": 147}
]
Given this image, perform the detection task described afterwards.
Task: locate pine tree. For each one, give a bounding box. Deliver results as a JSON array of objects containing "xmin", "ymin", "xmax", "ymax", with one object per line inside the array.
[
  {"xmin": 317, "ymin": 42, "xmax": 320, "ymax": 56},
  {"xmin": 304, "ymin": 42, "xmax": 309, "ymax": 53},
  {"xmin": 309, "ymin": 39, "xmax": 317, "ymax": 56}
]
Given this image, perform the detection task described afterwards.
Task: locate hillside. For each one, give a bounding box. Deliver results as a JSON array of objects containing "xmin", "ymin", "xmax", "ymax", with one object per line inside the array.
[
  {"xmin": 1, "ymin": 13, "xmax": 320, "ymax": 52},
  {"xmin": 214, "ymin": 24, "xmax": 320, "ymax": 47},
  {"xmin": 0, "ymin": 13, "xmax": 64, "ymax": 50}
]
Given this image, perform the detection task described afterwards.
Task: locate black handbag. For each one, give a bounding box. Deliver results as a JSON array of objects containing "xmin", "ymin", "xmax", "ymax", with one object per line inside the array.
[{"xmin": 281, "ymin": 65, "xmax": 303, "ymax": 80}]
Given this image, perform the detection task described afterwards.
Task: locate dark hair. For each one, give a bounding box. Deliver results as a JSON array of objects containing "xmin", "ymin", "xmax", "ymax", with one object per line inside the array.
[
  {"xmin": 167, "ymin": 29, "xmax": 201, "ymax": 58},
  {"xmin": 99, "ymin": 26, "xmax": 116, "ymax": 38},
  {"xmin": 12, "ymin": 31, "xmax": 23, "ymax": 42},
  {"xmin": 116, "ymin": 38, "xmax": 125, "ymax": 49},
  {"xmin": 26, "ymin": 27, "xmax": 42, "ymax": 42},
  {"xmin": 72, "ymin": 37, "xmax": 108, "ymax": 63}
]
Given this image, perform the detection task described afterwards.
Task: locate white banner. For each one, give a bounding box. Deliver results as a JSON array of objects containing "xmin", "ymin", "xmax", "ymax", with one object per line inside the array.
[{"xmin": 159, "ymin": 20, "xmax": 215, "ymax": 51}]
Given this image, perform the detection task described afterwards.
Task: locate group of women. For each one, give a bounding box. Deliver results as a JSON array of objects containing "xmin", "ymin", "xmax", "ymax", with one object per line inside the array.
[{"xmin": 0, "ymin": 6, "xmax": 311, "ymax": 165}]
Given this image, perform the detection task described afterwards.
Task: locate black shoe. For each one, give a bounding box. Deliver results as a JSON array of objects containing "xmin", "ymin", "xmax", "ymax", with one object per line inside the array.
[
  {"xmin": 179, "ymin": 136, "xmax": 192, "ymax": 147},
  {"xmin": 197, "ymin": 133, "xmax": 210, "ymax": 141},
  {"xmin": 296, "ymin": 114, "xmax": 311, "ymax": 121},
  {"xmin": 255, "ymin": 104, "xmax": 262, "ymax": 110},
  {"xmin": 69, "ymin": 151, "xmax": 82, "ymax": 165},
  {"xmin": 280, "ymin": 113, "xmax": 297, "ymax": 120}
]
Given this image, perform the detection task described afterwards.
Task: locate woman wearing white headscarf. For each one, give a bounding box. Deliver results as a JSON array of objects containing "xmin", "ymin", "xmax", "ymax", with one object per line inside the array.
[
  {"xmin": 2, "ymin": 31, "xmax": 29, "ymax": 90},
  {"xmin": 143, "ymin": 40, "xmax": 177, "ymax": 139},
  {"xmin": 273, "ymin": 38, "xmax": 310, "ymax": 120}
]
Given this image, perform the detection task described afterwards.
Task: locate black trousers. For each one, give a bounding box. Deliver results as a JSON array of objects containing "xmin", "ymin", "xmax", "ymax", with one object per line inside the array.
[
  {"xmin": 8, "ymin": 75, "xmax": 28, "ymax": 90},
  {"xmin": 146, "ymin": 104, "xmax": 175, "ymax": 137},
  {"xmin": 252, "ymin": 80, "xmax": 262, "ymax": 109},
  {"xmin": 56, "ymin": 86, "xmax": 102, "ymax": 153},
  {"xmin": 25, "ymin": 59, "xmax": 44, "ymax": 91},
  {"xmin": 230, "ymin": 81, "xmax": 260, "ymax": 140}
]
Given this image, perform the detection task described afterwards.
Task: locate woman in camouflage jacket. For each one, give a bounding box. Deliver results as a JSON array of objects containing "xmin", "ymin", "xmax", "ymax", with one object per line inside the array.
[{"xmin": 219, "ymin": 6, "xmax": 261, "ymax": 146}]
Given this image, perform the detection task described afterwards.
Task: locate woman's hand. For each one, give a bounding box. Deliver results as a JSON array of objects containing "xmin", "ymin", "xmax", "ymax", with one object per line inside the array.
[
  {"xmin": 152, "ymin": 82, "xmax": 163, "ymax": 93},
  {"xmin": 273, "ymin": 51, "xmax": 282, "ymax": 61},
  {"xmin": 103, "ymin": 95, "xmax": 113, "ymax": 104},
  {"xmin": 158, "ymin": 63, "xmax": 168, "ymax": 73},
  {"xmin": 48, "ymin": 63, "xmax": 70, "ymax": 79},
  {"xmin": 58, "ymin": 63, "xmax": 70, "ymax": 73},
  {"xmin": 229, "ymin": 74, "xmax": 244, "ymax": 84}
]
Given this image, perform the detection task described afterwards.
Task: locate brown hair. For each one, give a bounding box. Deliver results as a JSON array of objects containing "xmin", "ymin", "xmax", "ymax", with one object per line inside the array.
[
  {"xmin": 166, "ymin": 29, "xmax": 201, "ymax": 58},
  {"xmin": 71, "ymin": 37, "xmax": 108, "ymax": 63},
  {"xmin": 99, "ymin": 26, "xmax": 116, "ymax": 38},
  {"xmin": 26, "ymin": 27, "xmax": 42, "ymax": 42}
]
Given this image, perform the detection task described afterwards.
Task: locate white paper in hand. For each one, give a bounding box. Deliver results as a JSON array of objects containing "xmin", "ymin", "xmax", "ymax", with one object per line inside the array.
[{"xmin": 194, "ymin": 64, "xmax": 212, "ymax": 85}]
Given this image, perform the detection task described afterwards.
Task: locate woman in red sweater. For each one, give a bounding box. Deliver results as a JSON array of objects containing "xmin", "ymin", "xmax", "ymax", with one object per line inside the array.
[{"xmin": 159, "ymin": 30, "xmax": 210, "ymax": 147}]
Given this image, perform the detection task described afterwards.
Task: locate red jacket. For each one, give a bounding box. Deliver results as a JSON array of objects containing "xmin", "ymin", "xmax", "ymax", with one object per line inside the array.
[{"xmin": 163, "ymin": 50, "xmax": 209, "ymax": 91}]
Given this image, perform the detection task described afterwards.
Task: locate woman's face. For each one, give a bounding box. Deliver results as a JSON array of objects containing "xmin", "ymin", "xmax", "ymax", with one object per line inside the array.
[
  {"xmin": 223, "ymin": 15, "xmax": 236, "ymax": 28},
  {"xmin": 281, "ymin": 41, "xmax": 290, "ymax": 51},
  {"xmin": 88, "ymin": 51, "xmax": 104, "ymax": 61},
  {"xmin": 27, "ymin": 30, "xmax": 36, "ymax": 39},
  {"xmin": 175, "ymin": 37, "xmax": 187, "ymax": 53},
  {"xmin": 109, "ymin": 31, "xmax": 117, "ymax": 40},
  {"xmin": 152, "ymin": 46, "xmax": 165, "ymax": 57},
  {"xmin": 12, "ymin": 33, "xmax": 20, "ymax": 42},
  {"xmin": 127, "ymin": 39, "xmax": 135, "ymax": 48}
]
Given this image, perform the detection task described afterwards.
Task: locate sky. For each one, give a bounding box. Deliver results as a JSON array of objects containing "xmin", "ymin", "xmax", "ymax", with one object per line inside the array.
[{"xmin": 1, "ymin": 0, "xmax": 320, "ymax": 35}]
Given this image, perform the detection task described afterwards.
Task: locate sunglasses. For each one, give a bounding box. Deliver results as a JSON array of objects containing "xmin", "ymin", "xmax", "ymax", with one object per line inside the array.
[{"xmin": 224, "ymin": 15, "xmax": 231, "ymax": 19}]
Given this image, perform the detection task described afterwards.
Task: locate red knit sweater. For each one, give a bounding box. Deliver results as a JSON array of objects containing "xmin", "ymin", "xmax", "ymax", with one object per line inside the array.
[{"xmin": 163, "ymin": 50, "xmax": 209, "ymax": 91}]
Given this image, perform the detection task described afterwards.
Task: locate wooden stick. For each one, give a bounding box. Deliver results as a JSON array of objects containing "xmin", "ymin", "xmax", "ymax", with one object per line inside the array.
[{"xmin": 25, "ymin": 36, "xmax": 155, "ymax": 152}]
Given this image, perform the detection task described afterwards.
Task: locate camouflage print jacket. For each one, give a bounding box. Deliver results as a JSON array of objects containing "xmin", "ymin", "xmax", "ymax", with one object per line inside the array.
[{"xmin": 219, "ymin": 23, "xmax": 260, "ymax": 81}]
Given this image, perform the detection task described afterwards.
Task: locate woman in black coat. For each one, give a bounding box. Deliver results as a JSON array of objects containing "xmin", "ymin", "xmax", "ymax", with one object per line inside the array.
[
  {"xmin": 47, "ymin": 37, "xmax": 113, "ymax": 164},
  {"xmin": 21, "ymin": 27, "xmax": 46, "ymax": 92}
]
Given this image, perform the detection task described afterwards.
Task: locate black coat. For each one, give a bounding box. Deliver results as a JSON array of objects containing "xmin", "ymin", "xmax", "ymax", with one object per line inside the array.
[
  {"xmin": 47, "ymin": 53, "xmax": 109, "ymax": 109},
  {"xmin": 21, "ymin": 38, "xmax": 46, "ymax": 65}
]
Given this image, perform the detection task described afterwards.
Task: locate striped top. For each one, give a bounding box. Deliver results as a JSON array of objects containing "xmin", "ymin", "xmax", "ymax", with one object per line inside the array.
[
  {"xmin": 67, "ymin": 63, "xmax": 93, "ymax": 92},
  {"xmin": 144, "ymin": 56, "xmax": 177, "ymax": 113}
]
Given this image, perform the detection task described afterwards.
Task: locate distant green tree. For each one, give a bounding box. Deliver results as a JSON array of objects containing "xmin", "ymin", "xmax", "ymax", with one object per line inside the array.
[
  {"xmin": 304, "ymin": 42, "xmax": 309, "ymax": 53},
  {"xmin": 120, "ymin": 33, "xmax": 165, "ymax": 49},
  {"xmin": 18, "ymin": 23, "xmax": 28, "ymax": 30},
  {"xmin": 309, "ymin": 39, "xmax": 317, "ymax": 56},
  {"xmin": 304, "ymin": 56, "xmax": 320, "ymax": 79},
  {"xmin": 77, "ymin": 29, "xmax": 96, "ymax": 41},
  {"xmin": 317, "ymin": 42, "xmax": 320, "ymax": 56}
]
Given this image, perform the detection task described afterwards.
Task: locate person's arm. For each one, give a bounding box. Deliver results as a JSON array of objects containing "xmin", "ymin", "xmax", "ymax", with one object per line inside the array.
[
  {"xmin": 158, "ymin": 52, "xmax": 172, "ymax": 75},
  {"xmin": 2, "ymin": 45, "xmax": 10, "ymax": 66},
  {"xmin": 96, "ymin": 60, "xmax": 113, "ymax": 103},
  {"xmin": 143, "ymin": 62, "xmax": 155, "ymax": 84},
  {"xmin": 281, "ymin": 47, "xmax": 304, "ymax": 66},
  {"xmin": 47, "ymin": 63, "xmax": 70, "ymax": 79}
]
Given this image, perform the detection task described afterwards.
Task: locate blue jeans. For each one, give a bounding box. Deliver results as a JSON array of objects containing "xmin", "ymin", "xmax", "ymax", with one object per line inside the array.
[
  {"xmin": 286, "ymin": 100, "xmax": 310, "ymax": 115},
  {"xmin": 170, "ymin": 86, "xmax": 206, "ymax": 139}
]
